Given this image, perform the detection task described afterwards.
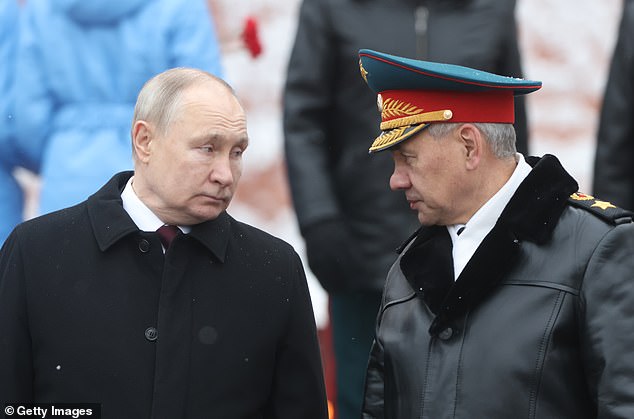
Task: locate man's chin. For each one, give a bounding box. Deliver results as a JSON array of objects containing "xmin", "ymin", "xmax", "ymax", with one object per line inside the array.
[
  {"xmin": 197, "ymin": 208, "xmax": 225, "ymax": 222},
  {"xmin": 417, "ymin": 213, "xmax": 435, "ymax": 226},
  {"xmin": 181, "ymin": 203, "xmax": 227, "ymax": 225}
]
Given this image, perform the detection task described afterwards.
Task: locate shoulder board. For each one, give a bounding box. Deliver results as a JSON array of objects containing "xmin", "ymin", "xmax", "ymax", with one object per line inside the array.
[{"xmin": 568, "ymin": 192, "xmax": 634, "ymax": 225}]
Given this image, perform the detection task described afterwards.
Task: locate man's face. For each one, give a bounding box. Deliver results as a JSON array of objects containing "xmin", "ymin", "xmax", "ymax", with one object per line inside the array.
[
  {"xmin": 137, "ymin": 82, "xmax": 248, "ymax": 225},
  {"xmin": 389, "ymin": 126, "xmax": 469, "ymax": 226}
]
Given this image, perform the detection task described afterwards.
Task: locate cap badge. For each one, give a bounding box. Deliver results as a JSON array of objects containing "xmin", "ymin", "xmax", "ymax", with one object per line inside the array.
[{"xmin": 359, "ymin": 59, "xmax": 368, "ymax": 83}]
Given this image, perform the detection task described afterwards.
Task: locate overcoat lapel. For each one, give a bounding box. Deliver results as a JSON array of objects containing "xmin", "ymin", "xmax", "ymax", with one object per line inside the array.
[{"xmin": 400, "ymin": 225, "xmax": 454, "ymax": 315}]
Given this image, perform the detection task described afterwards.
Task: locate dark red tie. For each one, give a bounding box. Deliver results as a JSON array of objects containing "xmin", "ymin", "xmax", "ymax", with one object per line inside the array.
[{"xmin": 157, "ymin": 225, "xmax": 180, "ymax": 250}]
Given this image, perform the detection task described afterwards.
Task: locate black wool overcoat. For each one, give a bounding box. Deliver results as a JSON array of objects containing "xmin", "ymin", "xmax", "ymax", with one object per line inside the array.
[{"xmin": 0, "ymin": 172, "xmax": 328, "ymax": 419}]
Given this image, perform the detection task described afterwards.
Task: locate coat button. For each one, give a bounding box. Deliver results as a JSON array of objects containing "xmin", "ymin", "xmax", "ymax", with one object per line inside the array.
[
  {"xmin": 438, "ymin": 327, "xmax": 453, "ymax": 340},
  {"xmin": 138, "ymin": 239, "xmax": 150, "ymax": 253},
  {"xmin": 145, "ymin": 327, "xmax": 158, "ymax": 342}
]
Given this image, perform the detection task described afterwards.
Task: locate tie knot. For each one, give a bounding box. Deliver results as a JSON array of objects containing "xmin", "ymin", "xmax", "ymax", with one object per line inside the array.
[{"xmin": 157, "ymin": 225, "xmax": 180, "ymax": 250}]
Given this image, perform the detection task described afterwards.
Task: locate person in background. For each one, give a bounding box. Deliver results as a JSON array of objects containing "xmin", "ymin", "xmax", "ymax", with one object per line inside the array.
[
  {"xmin": 0, "ymin": 0, "xmax": 22, "ymax": 245},
  {"xmin": 9, "ymin": 0, "xmax": 223, "ymax": 222},
  {"xmin": 283, "ymin": 0, "xmax": 529, "ymax": 417},
  {"xmin": 359, "ymin": 49, "xmax": 634, "ymax": 419},
  {"xmin": 0, "ymin": 67, "xmax": 328, "ymax": 419},
  {"xmin": 592, "ymin": 0, "xmax": 634, "ymax": 209}
]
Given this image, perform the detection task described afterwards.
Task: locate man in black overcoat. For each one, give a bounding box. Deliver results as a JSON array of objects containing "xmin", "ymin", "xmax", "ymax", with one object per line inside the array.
[{"xmin": 0, "ymin": 68, "xmax": 328, "ymax": 419}]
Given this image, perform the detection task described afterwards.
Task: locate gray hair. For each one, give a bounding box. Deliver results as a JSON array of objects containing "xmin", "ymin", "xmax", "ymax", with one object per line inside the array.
[
  {"xmin": 132, "ymin": 67, "xmax": 235, "ymax": 136},
  {"xmin": 426, "ymin": 122, "xmax": 517, "ymax": 159}
]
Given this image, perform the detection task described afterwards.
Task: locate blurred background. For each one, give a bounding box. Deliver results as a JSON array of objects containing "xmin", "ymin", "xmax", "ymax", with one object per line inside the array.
[{"xmin": 7, "ymin": 0, "xmax": 625, "ymax": 416}]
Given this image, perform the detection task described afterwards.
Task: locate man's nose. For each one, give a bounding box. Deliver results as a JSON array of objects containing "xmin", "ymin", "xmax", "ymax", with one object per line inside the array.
[
  {"xmin": 210, "ymin": 156, "xmax": 235, "ymax": 186},
  {"xmin": 389, "ymin": 167, "xmax": 410, "ymax": 190}
]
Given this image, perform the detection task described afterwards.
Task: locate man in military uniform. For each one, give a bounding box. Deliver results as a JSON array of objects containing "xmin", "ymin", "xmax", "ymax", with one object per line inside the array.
[{"xmin": 359, "ymin": 49, "xmax": 634, "ymax": 419}]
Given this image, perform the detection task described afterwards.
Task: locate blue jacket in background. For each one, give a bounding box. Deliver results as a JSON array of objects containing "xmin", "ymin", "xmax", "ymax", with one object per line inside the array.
[
  {"xmin": 12, "ymin": 0, "xmax": 224, "ymax": 216},
  {"xmin": 0, "ymin": 0, "xmax": 22, "ymax": 245}
]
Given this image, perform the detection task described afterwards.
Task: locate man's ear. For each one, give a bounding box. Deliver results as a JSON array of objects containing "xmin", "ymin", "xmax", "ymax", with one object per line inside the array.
[
  {"xmin": 458, "ymin": 123, "xmax": 483, "ymax": 170},
  {"xmin": 131, "ymin": 121, "xmax": 154, "ymax": 163}
]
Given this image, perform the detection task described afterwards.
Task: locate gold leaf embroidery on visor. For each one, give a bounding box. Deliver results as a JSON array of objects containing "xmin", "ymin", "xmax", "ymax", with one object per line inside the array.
[
  {"xmin": 372, "ymin": 126, "xmax": 408, "ymax": 149},
  {"xmin": 381, "ymin": 98, "xmax": 424, "ymax": 120}
]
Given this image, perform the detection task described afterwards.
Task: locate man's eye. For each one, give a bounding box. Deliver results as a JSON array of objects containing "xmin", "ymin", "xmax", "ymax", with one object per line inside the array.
[
  {"xmin": 200, "ymin": 146, "xmax": 214, "ymax": 153},
  {"xmin": 231, "ymin": 148, "xmax": 244, "ymax": 158}
]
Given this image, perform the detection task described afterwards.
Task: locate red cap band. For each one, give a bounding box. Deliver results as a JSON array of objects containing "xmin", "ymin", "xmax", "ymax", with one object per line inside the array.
[{"xmin": 381, "ymin": 89, "xmax": 515, "ymax": 124}]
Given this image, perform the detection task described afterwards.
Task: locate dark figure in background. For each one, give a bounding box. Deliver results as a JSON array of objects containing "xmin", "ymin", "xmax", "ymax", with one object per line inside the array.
[
  {"xmin": 592, "ymin": 0, "xmax": 634, "ymax": 209},
  {"xmin": 0, "ymin": 68, "xmax": 328, "ymax": 419},
  {"xmin": 359, "ymin": 49, "xmax": 634, "ymax": 419},
  {"xmin": 283, "ymin": 0, "xmax": 529, "ymax": 417}
]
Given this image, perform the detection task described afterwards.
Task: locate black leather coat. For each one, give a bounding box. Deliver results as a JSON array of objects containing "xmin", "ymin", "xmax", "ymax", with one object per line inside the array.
[
  {"xmin": 284, "ymin": 0, "xmax": 528, "ymax": 292},
  {"xmin": 363, "ymin": 155, "xmax": 634, "ymax": 418}
]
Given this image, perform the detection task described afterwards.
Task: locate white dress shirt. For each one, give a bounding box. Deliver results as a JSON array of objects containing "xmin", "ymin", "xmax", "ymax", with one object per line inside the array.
[
  {"xmin": 447, "ymin": 154, "xmax": 532, "ymax": 280},
  {"xmin": 121, "ymin": 177, "xmax": 190, "ymax": 251}
]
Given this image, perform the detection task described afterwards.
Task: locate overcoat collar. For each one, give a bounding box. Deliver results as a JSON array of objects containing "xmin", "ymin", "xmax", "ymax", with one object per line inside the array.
[
  {"xmin": 399, "ymin": 154, "xmax": 578, "ymax": 336},
  {"xmin": 86, "ymin": 171, "xmax": 231, "ymax": 262}
]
